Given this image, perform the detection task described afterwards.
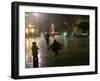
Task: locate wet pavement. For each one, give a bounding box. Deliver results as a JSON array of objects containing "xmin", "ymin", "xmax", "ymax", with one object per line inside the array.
[{"xmin": 25, "ymin": 35, "xmax": 89, "ymax": 68}]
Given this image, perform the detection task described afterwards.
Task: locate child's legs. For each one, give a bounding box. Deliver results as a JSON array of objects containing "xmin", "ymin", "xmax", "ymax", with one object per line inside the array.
[{"xmin": 33, "ymin": 56, "xmax": 38, "ymax": 67}]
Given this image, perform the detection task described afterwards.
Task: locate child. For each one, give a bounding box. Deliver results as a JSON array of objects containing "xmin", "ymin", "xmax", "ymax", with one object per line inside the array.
[{"xmin": 31, "ymin": 42, "xmax": 39, "ymax": 68}]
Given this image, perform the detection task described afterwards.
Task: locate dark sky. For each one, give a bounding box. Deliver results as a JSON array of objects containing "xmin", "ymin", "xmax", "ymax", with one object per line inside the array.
[{"xmin": 25, "ymin": 12, "xmax": 89, "ymax": 33}]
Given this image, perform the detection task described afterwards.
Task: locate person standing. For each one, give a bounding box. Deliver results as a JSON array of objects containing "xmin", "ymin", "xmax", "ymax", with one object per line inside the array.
[
  {"xmin": 31, "ymin": 42, "xmax": 39, "ymax": 68},
  {"xmin": 45, "ymin": 32, "xmax": 50, "ymax": 46}
]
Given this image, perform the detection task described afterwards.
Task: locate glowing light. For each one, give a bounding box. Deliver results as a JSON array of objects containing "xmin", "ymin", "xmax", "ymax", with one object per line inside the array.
[
  {"xmin": 31, "ymin": 28, "xmax": 35, "ymax": 33},
  {"xmin": 27, "ymin": 24, "xmax": 35, "ymax": 34},
  {"xmin": 63, "ymin": 32, "xmax": 67, "ymax": 48},
  {"xmin": 51, "ymin": 23, "xmax": 55, "ymax": 33},
  {"xmin": 28, "ymin": 24, "xmax": 33, "ymax": 28},
  {"xmin": 25, "ymin": 28, "xmax": 28, "ymax": 34},
  {"xmin": 63, "ymin": 32, "xmax": 67, "ymax": 36}
]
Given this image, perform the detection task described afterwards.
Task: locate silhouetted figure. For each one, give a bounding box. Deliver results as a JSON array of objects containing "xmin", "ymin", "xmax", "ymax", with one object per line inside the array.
[
  {"xmin": 49, "ymin": 40, "xmax": 62, "ymax": 57},
  {"xmin": 31, "ymin": 42, "xmax": 39, "ymax": 68},
  {"xmin": 45, "ymin": 32, "xmax": 50, "ymax": 46}
]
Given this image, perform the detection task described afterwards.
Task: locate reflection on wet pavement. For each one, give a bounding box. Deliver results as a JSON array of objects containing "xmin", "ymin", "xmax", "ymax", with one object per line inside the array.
[{"xmin": 25, "ymin": 35, "xmax": 89, "ymax": 68}]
